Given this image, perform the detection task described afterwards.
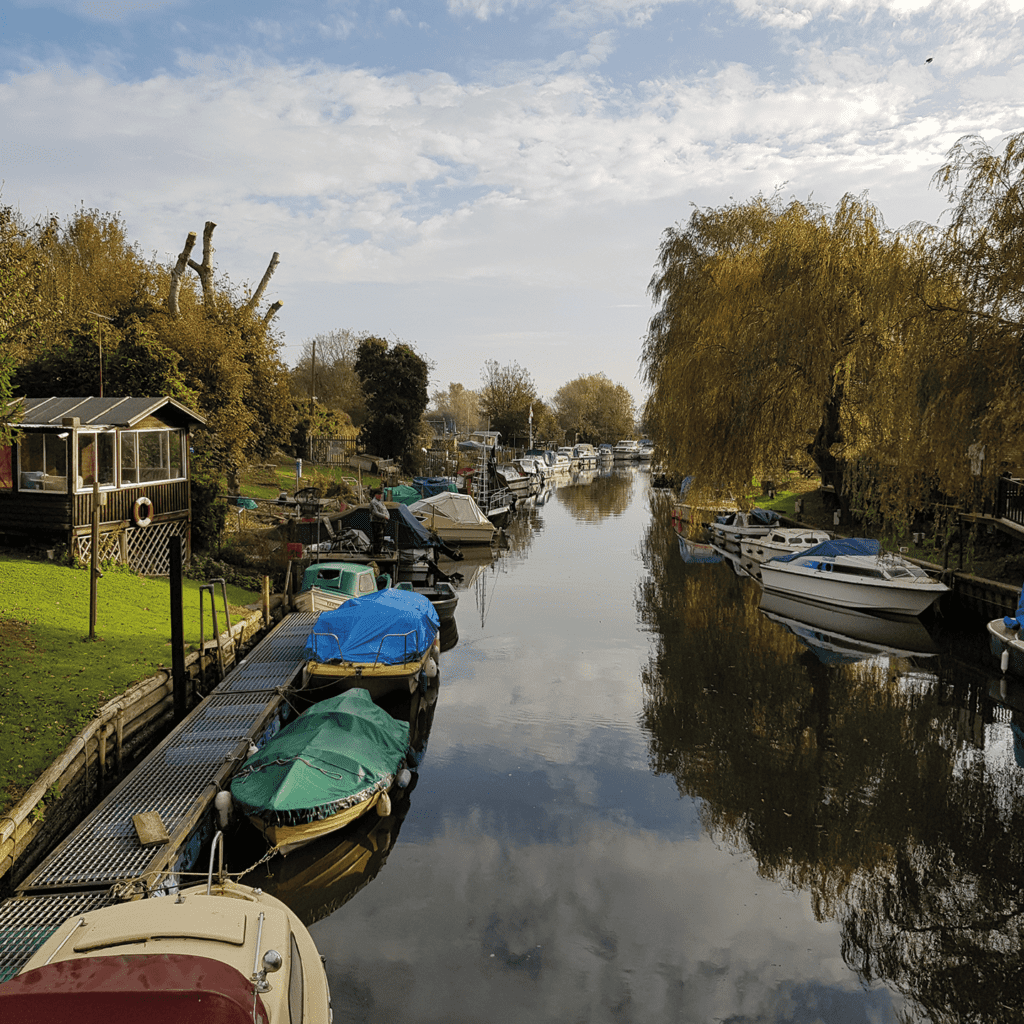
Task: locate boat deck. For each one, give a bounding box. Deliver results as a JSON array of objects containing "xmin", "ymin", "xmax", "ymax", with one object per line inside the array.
[{"xmin": 0, "ymin": 611, "xmax": 318, "ymax": 982}]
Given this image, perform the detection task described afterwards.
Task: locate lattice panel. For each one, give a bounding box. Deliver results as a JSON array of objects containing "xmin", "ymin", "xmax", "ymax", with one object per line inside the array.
[
  {"xmin": 127, "ymin": 520, "xmax": 188, "ymax": 575},
  {"xmin": 74, "ymin": 530, "xmax": 122, "ymax": 566}
]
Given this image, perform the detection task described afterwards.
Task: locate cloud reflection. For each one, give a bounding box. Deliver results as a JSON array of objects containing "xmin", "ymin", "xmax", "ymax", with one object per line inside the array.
[{"xmin": 311, "ymin": 819, "xmax": 905, "ymax": 1022}]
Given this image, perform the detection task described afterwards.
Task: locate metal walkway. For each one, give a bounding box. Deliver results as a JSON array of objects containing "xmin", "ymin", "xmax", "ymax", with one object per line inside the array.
[{"xmin": 0, "ymin": 611, "xmax": 317, "ymax": 982}]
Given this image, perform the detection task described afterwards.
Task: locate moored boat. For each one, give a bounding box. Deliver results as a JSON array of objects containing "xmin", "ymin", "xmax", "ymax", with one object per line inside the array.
[
  {"xmin": 988, "ymin": 582, "xmax": 1024, "ymax": 676},
  {"xmin": 0, "ymin": 873, "xmax": 332, "ymax": 1022},
  {"xmin": 408, "ymin": 491, "xmax": 496, "ymax": 545},
  {"xmin": 758, "ymin": 537, "xmax": 950, "ymax": 616},
  {"xmin": 292, "ymin": 560, "xmax": 391, "ymax": 613},
  {"xmin": 230, "ymin": 688, "xmax": 414, "ymax": 853},
  {"xmin": 613, "ymin": 439, "xmax": 640, "ymax": 460},
  {"xmin": 302, "ymin": 587, "xmax": 441, "ymax": 701},
  {"xmin": 707, "ymin": 507, "xmax": 780, "ymax": 553},
  {"xmin": 739, "ymin": 526, "xmax": 832, "ymax": 577}
]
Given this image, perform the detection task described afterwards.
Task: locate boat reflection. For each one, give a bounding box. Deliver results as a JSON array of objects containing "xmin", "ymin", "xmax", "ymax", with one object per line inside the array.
[
  {"xmin": 759, "ymin": 590, "xmax": 940, "ymax": 664},
  {"xmin": 676, "ymin": 533, "xmax": 723, "ymax": 564}
]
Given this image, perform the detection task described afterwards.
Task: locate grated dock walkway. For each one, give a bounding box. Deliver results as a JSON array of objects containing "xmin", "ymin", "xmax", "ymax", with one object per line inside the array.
[{"xmin": 0, "ymin": 611, "xmax": 317, "ymax": 981}]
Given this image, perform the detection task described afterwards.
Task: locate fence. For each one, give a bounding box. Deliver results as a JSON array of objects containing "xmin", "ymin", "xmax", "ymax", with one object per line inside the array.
[
  {"xmin": 996, "ymin": 476, "xmax": 1024, "ymax": 528},
  {"xmin": 307, "ymin": 437, "xmax": 358, "ymax": 465}
]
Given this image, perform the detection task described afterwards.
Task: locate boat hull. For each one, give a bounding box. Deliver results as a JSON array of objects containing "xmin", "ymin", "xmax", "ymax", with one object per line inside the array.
[
  {"xmin": 988, "ymin": 618, "xmax": 1024, "ymax": 677},
  {"xmin": 759, "ymin": 562, "xmax": 946, "ymax": 616}
]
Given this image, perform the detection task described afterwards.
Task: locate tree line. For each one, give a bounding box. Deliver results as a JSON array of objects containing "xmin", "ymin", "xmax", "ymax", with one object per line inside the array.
[
  {"xmin": 0, "ymin": 206, "xmax": 638, "ymax": 487},
  {"xmin": 642, "ymin": 132, "xmax": 1024, "ymax": 536}
]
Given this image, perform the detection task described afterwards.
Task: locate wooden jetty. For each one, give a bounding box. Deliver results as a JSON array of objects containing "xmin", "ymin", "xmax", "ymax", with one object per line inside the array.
[{"xmin": 0, "ymin": 611, "xmax": 318, "ymax": 982}]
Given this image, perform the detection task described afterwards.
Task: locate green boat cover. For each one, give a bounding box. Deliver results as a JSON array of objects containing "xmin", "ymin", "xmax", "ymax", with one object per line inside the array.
[
  {"xmin": 385, "ymin": 484, "xmax": 423, "ymax": 506},
  {"xmin": 230, "ymin": 689, "xmax": 410, "ymax": 827}
]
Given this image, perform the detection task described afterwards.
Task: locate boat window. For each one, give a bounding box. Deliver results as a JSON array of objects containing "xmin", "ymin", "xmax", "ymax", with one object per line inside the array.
[
  {"xmin": 77, "ymin": 431, "xmax": 116, "ymax": 490},
  {"xmin": 288, "ymin": 933, "xmax": 304, "ymax": 1023},
  {"xmin": 831, "ymin": 564, "xmax": 885, "ymax": 579},
  {"xmin": 359, "ymin": 573, "xmax": 375, "ymax": 593},
  {"xmin": 18, "ymin": 432, "xmax": 68, "ymax": 492}
]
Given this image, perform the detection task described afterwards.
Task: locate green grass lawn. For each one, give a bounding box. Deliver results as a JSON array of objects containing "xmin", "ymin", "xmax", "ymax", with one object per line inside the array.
[
  {"xmin": 0, "ymin": 555, "xmax": 260, "ymax": 815},
  {"xmin": 237, "ymin": 461, "xmax": 380, "ymax": 501}
]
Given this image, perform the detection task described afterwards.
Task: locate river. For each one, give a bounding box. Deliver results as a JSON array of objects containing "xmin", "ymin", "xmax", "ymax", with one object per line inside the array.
[{"xmin": 266, "ymin": 466, "xmax": 1024, "ymax": 1024}]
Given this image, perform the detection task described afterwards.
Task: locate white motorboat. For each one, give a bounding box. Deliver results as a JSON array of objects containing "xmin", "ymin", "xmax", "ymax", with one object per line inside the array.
[
  {"xmin": 740, "ymin": 526, "xmax": 832, "ymax": 577},
  {"xmin": 707, "ymin": 508, "xmax": 781, "ymax": 553},
  {"xmin": 758, "ymin": 537, "xmax": 950, "ymax": 616},
  {"xmin": 597, "ymin": 444, "xmax": 614, "ymax": 463},
  {"xmin": 573, "ymin": 443, "xmax": 598, "ymax": 468},
  {"xmin": 613, "ymin": 439, "xmax": 640, "ymax": 460},
  {"xmin": 557, "ymin": 446, "xmax": 578, "ymax": 470},
  {"xmin": 496, "ymin": 461, "xmax": 539, "ymax": 497}
]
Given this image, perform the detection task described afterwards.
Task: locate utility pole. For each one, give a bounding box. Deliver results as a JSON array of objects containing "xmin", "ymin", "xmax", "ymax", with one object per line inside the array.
[{"xmin": 309, "ymin": 336, "xmax": 316, "ymax": 418}]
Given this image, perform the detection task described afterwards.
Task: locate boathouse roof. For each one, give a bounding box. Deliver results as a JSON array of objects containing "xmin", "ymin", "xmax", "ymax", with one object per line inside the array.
[{"xmin": 8, "ymin": 396, "xmax": 206, "ymax": 430}]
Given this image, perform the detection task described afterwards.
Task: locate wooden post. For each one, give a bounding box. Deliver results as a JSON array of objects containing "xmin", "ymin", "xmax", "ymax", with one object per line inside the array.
[
  {"xmin": 262, "ymin": 575, "xmax": 270, "ymax": 626},
  {"xmin": 170, "ymin": 536, "xmax": 187, "ymax": 721},
  {"xmin": 89, "ymin": 482, "xmax": 103, "ymax": 639}
]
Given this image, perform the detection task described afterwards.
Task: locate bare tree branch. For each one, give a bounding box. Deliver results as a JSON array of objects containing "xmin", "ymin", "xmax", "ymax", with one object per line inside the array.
[
  {"xmin": 187, "ymin": 220, "xmax": 217, "ymax": 316},
  {"xmin": 168, "ymin": 230, "xmax": 197, "ymax": 318},
  {"xmin": 263, "ymin": 299, "xmax": 283, "ymax": 324},
  {"xmin": 248, "ymin": 251, "xmax": 280, "ymax": 310}
]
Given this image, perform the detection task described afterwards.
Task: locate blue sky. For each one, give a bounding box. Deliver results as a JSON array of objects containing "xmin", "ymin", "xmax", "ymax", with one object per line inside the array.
[{"xmin": 3, "ymin": 0, "xmax": 1023, "ymax": 406}]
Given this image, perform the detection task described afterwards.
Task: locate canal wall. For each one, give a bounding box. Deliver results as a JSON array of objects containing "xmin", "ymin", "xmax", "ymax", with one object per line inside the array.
[{"xmin": 0, "ymin": 605, "xmax": 271, "ymax": 896}]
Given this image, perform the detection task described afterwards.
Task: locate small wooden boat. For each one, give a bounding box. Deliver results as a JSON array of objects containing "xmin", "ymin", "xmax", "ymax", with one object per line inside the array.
[
  {"xmin": 302, "ymin": 587, "xmax": 441, "ymax": 701},
  {"xmin": 987, "ymin": 582, "xmax": 1024, "ymax": 676},
  {"xmin": 230, "ymin": 688, "xmax": 413, "ymax": 853},
  {"xmin": 0, "ymin": 872, "xmax": 331, "ymax": 1022},
  {"xmin": 396, "ymin": 579, "xmax": 458, "ymax": 622},
  {"xmin": 292, "ymin": 560, "xmax": 391, "ymax": 613}
]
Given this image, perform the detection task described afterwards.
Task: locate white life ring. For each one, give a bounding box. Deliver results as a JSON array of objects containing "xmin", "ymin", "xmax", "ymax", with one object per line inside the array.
[{"xmin": 133, "ymin": 495, "xmax": 154, "ymax": 527}]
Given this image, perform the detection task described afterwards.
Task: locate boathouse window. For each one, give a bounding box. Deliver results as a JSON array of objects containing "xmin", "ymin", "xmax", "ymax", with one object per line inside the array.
[
  {"xmin": 0, "ymin": 445, "xmax": 11, "ymax": 491},
  {"xmin": 77, "ymin": 431, "xmax": 116, "ymax": 490},
  {"xmin": 120, "ymin": 428, "xmax": 184, "ymax": 484},
  {"xmin": 18, "ymin": 432, "xmax": 68, "ymax": 492}
]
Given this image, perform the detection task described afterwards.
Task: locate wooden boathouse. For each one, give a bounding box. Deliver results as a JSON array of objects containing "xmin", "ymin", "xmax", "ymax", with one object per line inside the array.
[{"xmin": 0, "ymin": 396, "xmax": 206, "ymax": 574}]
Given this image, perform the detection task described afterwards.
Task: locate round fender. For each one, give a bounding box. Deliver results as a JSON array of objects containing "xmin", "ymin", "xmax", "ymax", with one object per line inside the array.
[
  {"xmin": 133, "ymin": 495, "xmax": 154, "ymax": 527},
  {"xmin": 377, "ymin": 791, "xmax": 392, "ymax": 817}
]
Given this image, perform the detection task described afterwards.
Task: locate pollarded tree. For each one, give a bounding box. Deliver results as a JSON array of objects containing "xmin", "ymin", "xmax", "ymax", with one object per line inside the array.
[
  {"xmin": 643, "ymin": 193, "xmax": 950, "ymax": 523},
  {"xmin": 354, "ymin": 336, "xmax": 430, "ymax": 470},
  {"xmin": 553, "ymin": 373, "xmax": 635, "ymax": 445}
]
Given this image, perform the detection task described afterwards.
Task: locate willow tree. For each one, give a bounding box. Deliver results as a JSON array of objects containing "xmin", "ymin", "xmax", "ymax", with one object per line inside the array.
[
  {"xmin": 928, "ymin": 132, "xmax": 1024, "ymax": 484},
  {"xmin": 642, "ymin": 193, "xmax": 962, "ymax": 528}
]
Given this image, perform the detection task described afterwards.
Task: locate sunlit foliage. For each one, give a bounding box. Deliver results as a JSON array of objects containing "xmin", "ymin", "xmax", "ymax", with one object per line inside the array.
[{"xmin": 552, "ymin": 372, "xmax": 635, "ymax": 445}]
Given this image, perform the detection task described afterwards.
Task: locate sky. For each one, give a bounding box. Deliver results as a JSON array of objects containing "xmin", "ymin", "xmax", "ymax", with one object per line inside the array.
[{"xmin": 2, "ymin": 1, "xmax": 1024, "ymax": 409}]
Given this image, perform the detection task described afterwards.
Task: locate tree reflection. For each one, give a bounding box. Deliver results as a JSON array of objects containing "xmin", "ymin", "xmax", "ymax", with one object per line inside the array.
[
  {"xmin": 638, "ymin": 489, "xmax": 1024, "ymax": 1024},
  {"xmin": 556, "ymin": 467, "xmax": 635, "ymax": 522}
]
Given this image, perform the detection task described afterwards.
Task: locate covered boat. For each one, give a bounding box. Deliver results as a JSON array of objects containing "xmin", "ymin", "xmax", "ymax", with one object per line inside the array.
[
  {"xmin": 708, "ymin": 507, "xmax": 780, "ymax": 553},
  {"xmin": 303, "ymin": 587, "xmax": 441, "ymax": 699},
  {"xmin": 759, "ymin": 537, "xmax": 949, "ymax": 616},
  {"xmin": 230, "ymin": 688, "xmax": 412, "ymax": 852},
  {"xmin": 408, "ymin": 491, "xmax": 495, "ymax": 544},
  {"xmin": 0, "ymin": 877, "xmax": 331, "ymax": 1023}
]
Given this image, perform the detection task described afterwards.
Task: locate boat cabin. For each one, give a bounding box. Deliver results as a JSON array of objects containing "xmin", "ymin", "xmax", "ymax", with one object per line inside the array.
[{"xmin": 0, "ymin": 396, "xmax": 206, "ymax": 574}]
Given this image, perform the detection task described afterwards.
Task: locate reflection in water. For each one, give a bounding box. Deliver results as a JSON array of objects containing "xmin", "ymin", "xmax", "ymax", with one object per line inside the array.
[
  {"xmin": 556, "ymin": 465, "xmax": 636, "ymax": 521},
  {"xmin": 261, "ymin": 475, "xmax": 1024, "ymax": 1024},
  {"xmin": 759, "ymin": 590, "xmax": 940, "ymax": 664},
  {"xmin": 639, "ymin": 488, "xmax": 1024, "ymax": 1024}
]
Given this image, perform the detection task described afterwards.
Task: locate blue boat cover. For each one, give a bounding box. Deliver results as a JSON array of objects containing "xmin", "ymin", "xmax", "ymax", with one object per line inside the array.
[
  {"xmin": 306, "ymin": 587, "xmax": 440, "ymax": 664},
  {"xmin": 413, "ymin": 476, "xmax": 458, "ymax": 498},
  {"xmin": 714, "ymin": 507, "xmax": 779, "ymax": 527},
  {"xmin": 1003, "ymin": 581, "xmax": 1024, "ymax": 629},
  {"xmin": 771, "ymin": 537, "xmax": 880, "ymax": 564}
]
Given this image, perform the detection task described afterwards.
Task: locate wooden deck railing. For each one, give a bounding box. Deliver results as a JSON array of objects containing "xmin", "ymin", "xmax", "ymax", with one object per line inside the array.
[{"xmin": 996, "ymin": 476, "xmax": 1024, "ymax": 528}]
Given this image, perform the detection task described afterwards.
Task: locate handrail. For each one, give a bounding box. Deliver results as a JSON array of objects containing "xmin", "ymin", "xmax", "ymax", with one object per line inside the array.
[{"xmin": 207, "ymin": 829, "xmax": 225, "ymax": 894}]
